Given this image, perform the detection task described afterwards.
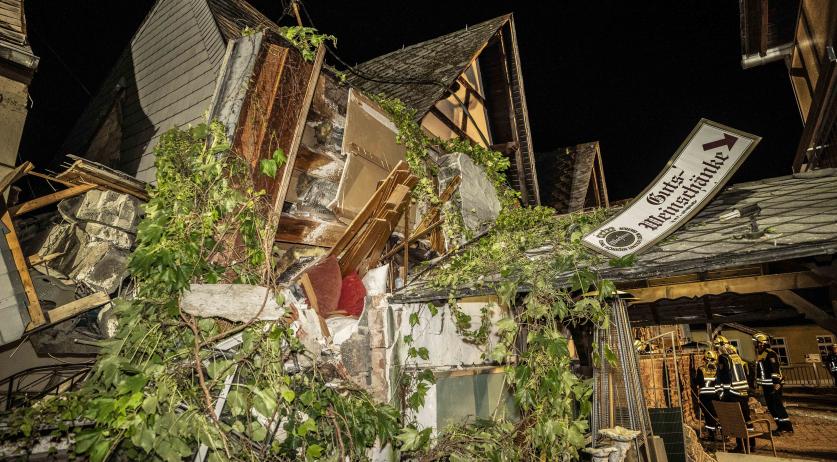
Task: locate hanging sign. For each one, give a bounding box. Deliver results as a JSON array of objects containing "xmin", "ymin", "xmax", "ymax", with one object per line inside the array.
[{"xmin": 583, "ymin": 119, "xmax": 760, "ymax": 259}]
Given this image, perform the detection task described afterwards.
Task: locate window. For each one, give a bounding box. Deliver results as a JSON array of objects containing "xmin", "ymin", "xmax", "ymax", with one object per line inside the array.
[
  {"xmin": 729, "ymin": 339, "xmax": 740, "ymax": 350},
  {"xmin": 817, "ymin": 335, "xmax": 834, "ymax": 357},
  {"xmin": 769, "ymin": 337, "xmax": 790, "ymax": 365}
]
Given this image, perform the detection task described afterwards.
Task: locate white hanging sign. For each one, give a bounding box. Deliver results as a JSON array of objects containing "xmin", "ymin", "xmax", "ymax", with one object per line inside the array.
[{"xmin": 583, "ymin": 119, "xmax": 760, "ymax": 259}]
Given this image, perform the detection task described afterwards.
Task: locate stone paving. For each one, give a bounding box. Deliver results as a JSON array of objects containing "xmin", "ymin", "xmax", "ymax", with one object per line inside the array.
[{"xmin": 704, "ymin": 410, "xmax": 837, "ymax": 461}]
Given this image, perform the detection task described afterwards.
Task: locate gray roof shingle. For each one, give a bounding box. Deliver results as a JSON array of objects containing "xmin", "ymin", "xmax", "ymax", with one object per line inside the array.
[
  {"xmin": 345, "ymin": 15, "xmax": 509, "ymax": 117},
  {"xmin": 392, "ymin": 170, "xmax": 837, "ymax": 302}
]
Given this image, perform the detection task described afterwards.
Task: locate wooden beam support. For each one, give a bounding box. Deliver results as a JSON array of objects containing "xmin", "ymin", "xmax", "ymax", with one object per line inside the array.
[
  {"xmin": 769, "ymin": 289, "xmax": 837, "ymax": 336},
  {"xmin": 28, "ymin": 252, "xmax": 63, "ymax": 267},
  {"xmin": 1, "ymin": 206, "xmax": 45, "ymax": 327},
  {"xmin": 274, "ymin": 213, "xmax": 346, "ymax": 247},
  {"xmin": 46, "ymin": 291, "xmax": 110, "ymax": 325},
  {"xmin": 627, "ymin": 271, "xmax": 828, "ymax": 304},
  {"xmin": 10, "ymin": 183, "xmax": 97, "ymax": 216},
  {"xmin": 0, "ymin": 161, "xmax": 33, "ymax": 196},
  {"xmin": 265, "ymin": 44, "xmax": 326, "ymax": 244}
]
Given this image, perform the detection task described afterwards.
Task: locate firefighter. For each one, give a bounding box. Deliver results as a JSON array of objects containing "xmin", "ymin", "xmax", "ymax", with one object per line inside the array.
[
  {"xmin": 694, "ymin": 349, "xmax": 720, "ymax": 439},
  {"xmin": 715, "ymin": 336, "xmax": 754, "ymax": 451},
  {"xmin": 753, "ymin": 332, "xmax": 794, "ymax": 434},
  {"xmin": 826, "ymin": 344, "xmax": 837, "ymax": 387}
]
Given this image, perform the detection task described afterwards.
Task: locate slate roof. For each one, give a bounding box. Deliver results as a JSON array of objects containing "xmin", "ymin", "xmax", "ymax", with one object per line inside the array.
[
  {"xmin": 392, "ymin": 170, "xmax": 837, "ymax": 302},
  {"xmin": 345, "ymin": 15, "xmax": 510, "ymax": 117}
]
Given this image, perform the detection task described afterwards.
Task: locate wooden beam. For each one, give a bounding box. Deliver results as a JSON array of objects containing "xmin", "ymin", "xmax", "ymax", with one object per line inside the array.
[
  {"xmin": 627, "ymin": 271, "xmax": 828, "ymax": 304},
  {"xmin": 10, "ymin": 183, "xmax": 97, "ymax": 216},
  {"xmin": 428, "ymin": 106, "xmax": 471, "ymax": 141},
  {"xmin": 0, "ymin": 161, "xmax": 33, "ymax": 196},
  {"xmin": 274, "ymin": 213, "xmax": 346, "ymax": 247},
  {"xmin": 1, "ymin": 206, "xmax": 45, "ymax": 327},
  {"xmin": 266, "ymin": 44, "xmax": 326, "ymax": 244},
  {"xmin": 46, "ymin": 291, "xmax": 110, "ymax": 324},
  {"xmin": 769, "ymin": 289, "xmax": 837, "ymax": 336},
  {"xmin": 26, "ymin": 171, "xmax": 78, "ymax": 188},
  {"xmin": 299, "ymin": 272, "xmax": 331, "ymax": 337},
  {"xmin": 28, "ymin": 252, "xmax": 63, "ymax": 267},
  {"xmin": 381, "ymin": 219, "xmax": 443, "ymax": 261},
  {"xmin": 327, "ymin": 160, "xmax": 408, "ymax": 258}
]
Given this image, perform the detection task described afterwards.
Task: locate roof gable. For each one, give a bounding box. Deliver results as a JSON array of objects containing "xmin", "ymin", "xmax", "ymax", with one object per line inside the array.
[{"xmin": 345, "ymin": 15, "xmax": 509, "ymax": 117}]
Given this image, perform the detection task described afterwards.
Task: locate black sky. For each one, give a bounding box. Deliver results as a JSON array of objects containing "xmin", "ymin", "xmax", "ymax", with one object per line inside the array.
[{"xmin": 20, "ymin": 0, "xmax": 801, "ymax": 200}]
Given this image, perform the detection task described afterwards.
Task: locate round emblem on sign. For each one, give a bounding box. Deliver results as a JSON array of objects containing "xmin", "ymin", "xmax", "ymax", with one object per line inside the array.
[{"xmin": 600, "ymin": 227, "xmax": 643, "ymax": 251}]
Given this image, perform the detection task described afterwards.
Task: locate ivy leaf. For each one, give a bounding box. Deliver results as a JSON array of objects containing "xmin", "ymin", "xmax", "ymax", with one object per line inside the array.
[
  {"xmin": 280, "ymin": 387, "xmax": 296, "ymax": 403},
  {"xmin": 259, "ymin": 158, "xmax": 278, "ymax": 178},
  {"xmin": 74, "ymin": 429, "xmax": 100, "ymax": 454},
  {"xmin": 306, "ymin": 443, "xmax": 323, "ymax": 459},
  {"xmin": 496, "ymin": 280, "xmax": 518, "ymax": 306},
  {"xmin": 416, "ymin": 347, "xmax": 430, "ymax": 361},
  {"xmin": 490, "ymin": 344, "xmax": 508, "ymax": 362},
  {"xmin": 141, "ymin": 394, "xmax": 158, "ymax": 414},
  {"xmin": 609, "ymin": 254, "xmax": 637, "ymax": 268},
  {"xmin": 117, "ymin": 374, "xmax": 147, "ymax": 394},
  {"xmin": 249, "ymin": 422, "xmax": 267, "ymax": 442},
  {"xmin": 403, "ymin": 334, "xmax": 414, "ymax": 345},
  {"xmin": 409, "ymin": 312, "xmax": 420, "ymax": 327},
  {"xmin": 272, "ymin": 148, "xmax": 287, "ymax": 167},
  {"xmin": 597, "ymin": 280, "xmax": 617, "ymax": 300},
  {"xmin": 299, "ymin": 389, "xmax": 316, "ymax": 406},
  {"xmin": 496, "ymin": 317, "xmax": 516, "ymax": 333},
  {"xmin": 90, "ymin": 439, "xmax": 110, "ymax": 462},
  {"xmin": 206, "ymin": 359, "xmax": 233, "ymax": 380},
  {"xmin": 232, "ymin": 420, "xmax": 245, "ymax": 433},
  {"xmin": 427, "ymin": 303, "xmax": 439, "ymax": 316},
  {"xmin": 296, "ymin": 418, "xmax": 317, "ymax": 437},
  {"xmin": 395, "ymin": 427, "xmax": 431, "ymax": 452},
  {"xmin": 226, "ymin": 389, "xmax": 246, "ymax": 416}
]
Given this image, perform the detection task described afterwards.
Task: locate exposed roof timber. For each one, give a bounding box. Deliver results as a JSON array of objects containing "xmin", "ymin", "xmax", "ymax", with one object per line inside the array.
[
  {"xmin": 768, "ymin": 289, "xmax": 837, "ymax": 333},
  {"xmin": 626, "ymin": 271, "xmax": 829, "ymax": 304}
]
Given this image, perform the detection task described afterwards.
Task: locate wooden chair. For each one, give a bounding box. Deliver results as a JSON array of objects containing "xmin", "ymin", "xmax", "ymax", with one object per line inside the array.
[{"xmin": 712, "ymin": 400, "xmax": 777, "ymax": 456}]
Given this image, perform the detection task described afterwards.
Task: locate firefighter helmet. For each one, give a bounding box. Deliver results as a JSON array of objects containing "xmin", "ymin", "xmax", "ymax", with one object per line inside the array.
[
  {"xmin": 752, "ymin": 332, "xmax": 770, "ymax": 346},
  {"xmin": 713, "ymin": 335, "xmax": 729, "ymax": 348},
  {"xmin": 704, "ymin": 350, "xmax": 718, "ymax": 362}
]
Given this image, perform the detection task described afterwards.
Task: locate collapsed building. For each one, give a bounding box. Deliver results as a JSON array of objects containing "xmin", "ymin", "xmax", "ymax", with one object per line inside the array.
[{"xmin": 1, "ymin": 0, "xmax": 559, "ymax": 435}]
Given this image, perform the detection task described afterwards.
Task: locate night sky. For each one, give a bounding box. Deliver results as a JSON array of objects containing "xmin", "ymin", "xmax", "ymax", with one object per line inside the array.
[{"xmin": 20, "ymin": 0, "xmax": 801, "ymax": 201}]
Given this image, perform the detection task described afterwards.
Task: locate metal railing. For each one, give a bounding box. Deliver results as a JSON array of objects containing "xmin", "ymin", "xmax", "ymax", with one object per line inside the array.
[
  {"xmin": 0, "ymin": 362, "xmax": 93, "ymax": 411},
  {"xmin": 781, "ymin": 362, "xmax": 833, "ymax": 387}
]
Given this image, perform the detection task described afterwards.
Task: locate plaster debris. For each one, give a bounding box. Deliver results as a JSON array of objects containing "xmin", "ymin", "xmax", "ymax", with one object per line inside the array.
[
  {"xmin": 438, "ymin": 152, "xmax": 501, "ymax": 237},
  {"xmin": 181, "ymin": 284, "xmax": 286, "ymax": 322}
]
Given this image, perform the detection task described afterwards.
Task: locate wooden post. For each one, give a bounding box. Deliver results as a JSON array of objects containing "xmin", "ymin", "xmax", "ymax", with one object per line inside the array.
[
  {"xmin": 10, "ymin": 183, "xmax": 97, "ymax": 216},
  {"xmin": 402, "ymin": 202, "xmax": 410, "ymax": 284},
  {"xmin": 1, "ymin": 205, "xmax": 45, "ymax": 327}
]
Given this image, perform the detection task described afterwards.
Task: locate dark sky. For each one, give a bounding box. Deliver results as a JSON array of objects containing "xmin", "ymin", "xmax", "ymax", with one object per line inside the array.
[{"xmin": 21, "ymin": 0, "xmax": 801, "ymax": 200}]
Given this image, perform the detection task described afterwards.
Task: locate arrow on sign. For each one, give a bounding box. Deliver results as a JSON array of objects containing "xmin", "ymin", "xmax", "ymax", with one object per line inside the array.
[{"xmin": 702, "ymin": 133, "xmax": 738, "ymax": 151}]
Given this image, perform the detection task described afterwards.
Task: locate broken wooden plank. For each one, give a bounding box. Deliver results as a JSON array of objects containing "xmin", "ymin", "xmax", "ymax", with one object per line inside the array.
[
  {"xmin": 28, "ymin": 252, "xmax": 63, "ymax": 267},
  {"xmin": 46, "ymin": 291, "xmax": 110, "ymax": 324},
  {"xmin": 266, "ymin": 44, "xmax": 326, "ymax": 241},
  {"xmin": 0, "ymin": 161, "xmax": 33, "ymax": 196},
  {"xmin": 381, "ymin": 219, "xmax": 443, "ymax": 261},
  {"xmin": 299, "ymin": 272, "xmax": 331, "ymax": 337},
  {"xmin": 1, "ymin": 205, "xmax": 45, "ymax": 327},
  {"xmin": 339, "ymin": 218, "xmax": 389, "ymax": 276},
  {"xmin": 26, "ymin": 171, "xmax": 79, "ymax": 189},
  {"xmin": 414, "ymin": 175, "xmax": 461, "ymax": 236},
  {"xmin": 10, "ymin": 183, "xmax": 97, "ymax": 216},
  {"xmin": 57, "ymin": 155, "xmax": 149, "ymax": 201},
  {"xmin": 327, "ymin": 160, "xmax": 409, "ymax": 258},
  {"xmin": 274, "ymin": 213, "xmax": 346, "ymax": 247}
]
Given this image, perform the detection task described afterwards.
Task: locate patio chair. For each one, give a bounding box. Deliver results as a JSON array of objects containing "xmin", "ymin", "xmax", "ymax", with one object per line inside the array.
[{"xmin": 712, "ymin": 400, "xmax": 777, "ymax": 456}]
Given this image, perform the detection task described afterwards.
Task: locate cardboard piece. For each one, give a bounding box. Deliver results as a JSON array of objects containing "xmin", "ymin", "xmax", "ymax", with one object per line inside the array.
[{"xmin": 331, "ymin": 89, "xmax": 406, "ymax": 219}]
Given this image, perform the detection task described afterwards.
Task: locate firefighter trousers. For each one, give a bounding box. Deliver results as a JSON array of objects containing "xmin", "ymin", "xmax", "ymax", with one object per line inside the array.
[
  {"xmin": 763, "ymin": 386, "xmax": 793, "ymax": 432},
  {"xmin": 699, "ymin": 396, "xmax": 719, "ymax": 434}
]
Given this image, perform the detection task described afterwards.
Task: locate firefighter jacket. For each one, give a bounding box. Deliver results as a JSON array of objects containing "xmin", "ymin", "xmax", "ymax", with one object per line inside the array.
[
  {"xmin": 755, "ymin": 348, "xmax": 783, "ymax": 387},
  {"xmin": 695, "ymin": 365, "xmax": 719, "ymax": 397},
  {"xmin": 717, "ymin": 352, "xmax": 749, "ymax": 397},
  {"xmin": 826, "ymin": 353, "xmax": 837, "ymax": 373}
]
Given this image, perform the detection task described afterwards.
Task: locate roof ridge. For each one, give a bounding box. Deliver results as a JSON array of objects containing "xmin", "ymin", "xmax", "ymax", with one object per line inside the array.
[{"xmin": 356, "ymin": 14, "xmax": 510, "ymax": 69}]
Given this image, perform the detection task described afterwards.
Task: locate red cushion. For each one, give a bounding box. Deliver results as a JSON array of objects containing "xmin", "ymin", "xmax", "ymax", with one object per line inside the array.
[
  {"xmin": 337, "ymin": 272, "xmax": 366, "ymax": 317},
  {"xmin": 302, "ymin": 255, "xmax": 342, "ymax": 317}
]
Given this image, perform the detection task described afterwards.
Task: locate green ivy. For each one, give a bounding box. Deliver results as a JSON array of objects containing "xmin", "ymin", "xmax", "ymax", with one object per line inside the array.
[{"xmin": 3, "ymin": 123, "xmax": 401, "ymax": 461}]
